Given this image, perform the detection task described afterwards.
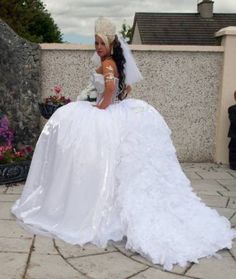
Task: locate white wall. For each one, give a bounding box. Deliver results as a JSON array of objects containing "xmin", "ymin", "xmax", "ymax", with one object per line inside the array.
[{"xmin": 40, "ymin": 44, "xmax": 224, "ymax": 162}]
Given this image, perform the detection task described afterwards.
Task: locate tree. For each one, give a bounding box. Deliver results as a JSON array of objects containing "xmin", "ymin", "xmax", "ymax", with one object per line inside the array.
[
  {"xmin": 119, "ymin": 20, "xmax": 132, "ymax": 44},
  {"xmin": 0, "ymin": 0, "xmax": 63, "ymax": 43}
]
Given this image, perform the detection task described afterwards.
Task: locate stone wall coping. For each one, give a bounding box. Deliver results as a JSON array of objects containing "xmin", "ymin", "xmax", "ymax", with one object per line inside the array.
[
  {"xmin": 215, "ymin": 26, "xmax": 236, "ymax": 37},
  {"xmin": 40, "ymin": 43, "xmax": 224, "ymax": 53}
]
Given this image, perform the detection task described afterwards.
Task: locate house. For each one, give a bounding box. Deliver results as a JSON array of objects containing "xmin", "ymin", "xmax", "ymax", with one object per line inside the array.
[{"xmin": 131, "ymin": 0, "xmax": 236, "ymax": 45}]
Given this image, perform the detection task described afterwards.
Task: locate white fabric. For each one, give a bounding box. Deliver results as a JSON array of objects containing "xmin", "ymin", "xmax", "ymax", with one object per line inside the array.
[
  {"xmin": 11, "ymin": 73, "xmax": 236, "ymax": 271},
  {"xmin": 117, "ymin": 35, "xmax": 143, "ymax": 85},
  {"xmin": 91, "ymin": 51, "xmax": 101, "ymax": 67},
  {"xmin": 91, "ymin": 72, "xmax": 119, "ymax": 105}
]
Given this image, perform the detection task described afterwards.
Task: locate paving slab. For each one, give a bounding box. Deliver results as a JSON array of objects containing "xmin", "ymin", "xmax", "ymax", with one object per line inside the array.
[
  {"xmin": 217, "ymin": 191, "xmax": 236, "ymax": 197},
  {"xmin": 190, "ymin": 179, "xmax": 226, "ymax": 194},
  {"xmin": 0, "ymin": 220, "xmax": 33, "ymax": 238},
  {"xmin": 217, "ymin": 179, "xmax": 236, "ymax": 187},
  {"xmin": 130, "ymin": 267, "xmax": 190, "ymax": 279},
  {"xmin": 55, "ymin": 238, "xmax": 117, "ymax": 259},
  {"xmin": 33, "ymin": 236, "xmax": 58, "ymax": 255},
  {"xmin": 0, "ymin": 194, "xmax": 20, "ymax": 202},
  {"xmin": 183, "ymin": 171, "xmax": 202, "ymax": 179},
  {"xmin": 230, "ymin": 213, "xmax": 236, "ymax": 226},
  {"xmin": 180, "ymin": 163, "xmax": 228, "ymax": 171},
  {"xmin": 0, "ymin": 185, "xmax": 7, "ymax": 193},
  {"xmin": 213, "ymin": 207, "xmax": 236, "ymax": 219},
  {"xmin": 25, "ymin": 253, "xmax": 87, "ymax": 279},
  {"xmin": 67, "ymin": 251, "xmax": 147, "ymax": 279},
  {"xmin": 217, "ymin": 248, "xmax": 233, "ymax": 257},
  {"xmin": 230, "ymin": 241, "xmax": 236, "ymax": 258},
  {"xmin": 0, "ymin": 237, "xmax": 32, "ymax": 253},
  {"xmin": 196, "ymin": 194, "xmax": 228, "ymax": 208},
  {"xmin": 0, "ymin": 252, "xmax": 28, "ymax": 279},
  {"xmin": 220, "ymin": 185, "xmax": 236, "ymax": 192},
  {"xmin": 0, "ymin": 201, "xmax": 16, "ymax": 220},
  {"xmin": 226, "ymin": 170, "xmax": 236, "ymax": 178},
  {"xmin": 113, "ymin": 243, "xmax": 138, "ymax": 257},
  {"xmin": 228, "ymin": 198, "xmax": 236, "ymax": 209},
  {"xmin": 195, "ymin": 170, "xmax": 234, "ymax": 179},
  {"xmin": 111, "ymin": 238, "xmax": 137, "ymax": 257},
  {"xmin": 186, "ymin": 254, "xmax": 236, "ymax": 279},
  {"xmin": 6, "ymin": 184, "xmax": 25, "ymax": 194},
  {"xmin": 130, "ymin": 254, "xmax": 191, "ymax": 275}
]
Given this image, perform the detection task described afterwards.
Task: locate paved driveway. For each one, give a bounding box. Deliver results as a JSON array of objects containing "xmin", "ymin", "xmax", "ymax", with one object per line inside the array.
[{"xmin": 0, "ymin": 163, "xmax": 236, "ymax": 279}]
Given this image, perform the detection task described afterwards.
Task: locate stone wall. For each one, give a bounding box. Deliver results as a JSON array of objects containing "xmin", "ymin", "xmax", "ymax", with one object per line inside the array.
[{"xmin": 0, "ymin": 19, "xmax": 41, "ymax": 147}]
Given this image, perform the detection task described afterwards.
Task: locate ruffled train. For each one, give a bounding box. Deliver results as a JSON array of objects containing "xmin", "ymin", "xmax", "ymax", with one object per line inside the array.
[{"xmin": 11, "ymin": 98, "xmax": 236, "ymax": 271}]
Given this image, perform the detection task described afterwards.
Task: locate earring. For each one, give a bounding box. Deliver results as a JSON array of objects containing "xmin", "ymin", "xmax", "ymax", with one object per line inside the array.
[{"xmin": 111, "ymin": 45, "xmax": 113, "ymax": 55}]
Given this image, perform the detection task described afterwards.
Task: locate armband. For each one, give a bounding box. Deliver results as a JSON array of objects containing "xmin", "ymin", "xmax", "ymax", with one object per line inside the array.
[{"xmin": 104, "ymin": 65, "xmax": 115, "ymax": 83}]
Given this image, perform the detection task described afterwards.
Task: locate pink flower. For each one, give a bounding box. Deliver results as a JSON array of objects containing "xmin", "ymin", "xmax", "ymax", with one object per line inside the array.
[
  {"xmin": 0, "ymin": 145, "xmax": 12, "ymax": 153},
  {"xmin": 54, "ymin": 85, "xmax": 62, "ymax": 94},
  {"xmin": 42, "ymin": 85, "xmax": 71, "ymax": 106},
  {"xmin": 25, "ymin": 146, "xmax": 33, "ymax": 153}
]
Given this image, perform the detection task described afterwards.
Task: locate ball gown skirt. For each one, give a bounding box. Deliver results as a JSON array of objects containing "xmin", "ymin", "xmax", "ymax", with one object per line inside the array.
[{"xmin": 11, "ymin": 98, "xmax": 236, "ymax": 271}]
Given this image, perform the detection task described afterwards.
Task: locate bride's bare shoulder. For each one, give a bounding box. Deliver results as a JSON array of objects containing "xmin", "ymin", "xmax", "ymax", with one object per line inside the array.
[{"xmin": 101, "ymin": 58, "xmax": 118, "ymax": 76}]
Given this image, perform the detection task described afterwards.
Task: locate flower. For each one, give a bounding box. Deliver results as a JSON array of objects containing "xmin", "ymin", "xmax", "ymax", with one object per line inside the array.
[
  {"xmin": 0, "ymin": 144, "xmax": 34, "ymax": 164},
  {"xmin": 0, "ymin": 115, "xmax": 13, "ymax": 145},
  {"xmin": 0, "ymin": 113, "xmax": 34, "ymax": 164},
  {"xmin": 43, "ymin": 85, "xmax": 71, "ymax": 105},
  {"xmin": 54, "ymin": 85, "xmax": 62, "ymax": 94}
]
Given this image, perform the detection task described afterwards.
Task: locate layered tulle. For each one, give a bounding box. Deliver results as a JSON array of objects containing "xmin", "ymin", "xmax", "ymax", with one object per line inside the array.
[{"xmin": 11, "ymin": 98, "xmax": 236, "ymax": 271}]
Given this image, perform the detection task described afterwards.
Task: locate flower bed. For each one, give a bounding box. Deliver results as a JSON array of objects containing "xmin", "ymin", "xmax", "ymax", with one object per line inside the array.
[{"xmin": 0, "ymin": 112, "xmax": 33, "ymax": 185}]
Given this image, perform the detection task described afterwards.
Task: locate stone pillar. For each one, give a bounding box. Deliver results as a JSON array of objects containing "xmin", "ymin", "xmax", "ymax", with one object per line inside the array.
[{"xmin": 215, "ymin": 27, "xmax": 236, "ymax": 164}]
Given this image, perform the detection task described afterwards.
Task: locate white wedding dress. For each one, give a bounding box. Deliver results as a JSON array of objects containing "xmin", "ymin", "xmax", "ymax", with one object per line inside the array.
[{"xmin": 11, "ymin": 72, "xmax": 236, "ymax": 271}]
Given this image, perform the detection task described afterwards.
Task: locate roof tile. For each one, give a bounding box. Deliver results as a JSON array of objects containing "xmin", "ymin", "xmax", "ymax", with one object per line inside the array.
[{"xmin": 132, "ymin": 13, "xmax": 236, "ymax": 45}]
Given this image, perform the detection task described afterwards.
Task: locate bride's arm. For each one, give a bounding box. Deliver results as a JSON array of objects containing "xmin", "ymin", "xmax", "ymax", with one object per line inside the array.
[
  {"xmin": 126, "ymin": 85, "xmax": 132, "ymax": 95},
  {"xmin": 93, "ymin": 60, "xmax": 116, "ymax": 110}
]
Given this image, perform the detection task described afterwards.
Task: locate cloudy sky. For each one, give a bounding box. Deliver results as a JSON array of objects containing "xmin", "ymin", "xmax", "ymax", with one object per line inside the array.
[{"xmin": 43, "ymin": 0, "xmax": 236, "ymax": 44}]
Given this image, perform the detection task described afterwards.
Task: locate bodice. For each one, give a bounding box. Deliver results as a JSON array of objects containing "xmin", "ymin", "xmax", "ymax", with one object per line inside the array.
[{"xmin": 91, "ymin": 72, "xmax": 120, "ymax": 105}]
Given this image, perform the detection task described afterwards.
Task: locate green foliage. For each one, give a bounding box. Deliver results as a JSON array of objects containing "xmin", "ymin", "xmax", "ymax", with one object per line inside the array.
[
  {"xmin": 0, "ymin": 0, "xmax": 63, "ymax": 43},
  {"xmin": 119, "ymin": 20, "xmax": 132, "ymax": 44}
]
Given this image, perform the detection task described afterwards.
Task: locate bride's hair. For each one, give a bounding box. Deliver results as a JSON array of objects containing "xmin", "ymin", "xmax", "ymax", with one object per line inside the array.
[{"xmin": 112, "ymin": 35, "xmax": 127, "ymax": 100}]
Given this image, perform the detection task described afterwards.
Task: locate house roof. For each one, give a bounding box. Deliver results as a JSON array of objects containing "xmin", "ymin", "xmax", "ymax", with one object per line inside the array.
[{"xmin": 131, "ymin": 12, "xmax": 236, "ymax": 45}]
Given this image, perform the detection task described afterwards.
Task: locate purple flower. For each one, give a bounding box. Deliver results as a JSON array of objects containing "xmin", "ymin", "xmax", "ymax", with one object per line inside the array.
[{"xmin": 0, "ymin": 115, "xmax": 13, "ymax": 145}]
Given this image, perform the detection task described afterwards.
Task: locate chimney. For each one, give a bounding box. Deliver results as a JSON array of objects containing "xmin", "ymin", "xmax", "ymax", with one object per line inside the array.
[{"xmin": 197, "ymin": 0, "xmax": 214, "ymax": 18}]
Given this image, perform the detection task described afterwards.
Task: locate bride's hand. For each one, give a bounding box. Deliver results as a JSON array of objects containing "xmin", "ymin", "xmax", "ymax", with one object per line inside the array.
[{"xmin": 126, "ymin": 85, "xmax": 131, "ymax": 94}]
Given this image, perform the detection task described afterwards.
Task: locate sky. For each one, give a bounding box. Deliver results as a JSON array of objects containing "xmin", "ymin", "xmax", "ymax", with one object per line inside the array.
[{"xmin": 42, "ymin": 0, "xmax": 236, "ymax": 44}]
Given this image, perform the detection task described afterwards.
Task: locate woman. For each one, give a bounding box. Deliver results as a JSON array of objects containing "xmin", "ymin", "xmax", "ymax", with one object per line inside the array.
[{"xmin": 11, "ymin": 17, "xmax": 236, "ymax": 271}]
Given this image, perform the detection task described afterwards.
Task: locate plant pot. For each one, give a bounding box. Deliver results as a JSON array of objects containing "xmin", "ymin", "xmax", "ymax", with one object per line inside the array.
[
  {"xmin": 38, "ymin": 103, "xmax": 63, "ymax": 119},
  {"xmin": 0, "ymin": 160, "xmax": 31, "ymax": 185}
]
